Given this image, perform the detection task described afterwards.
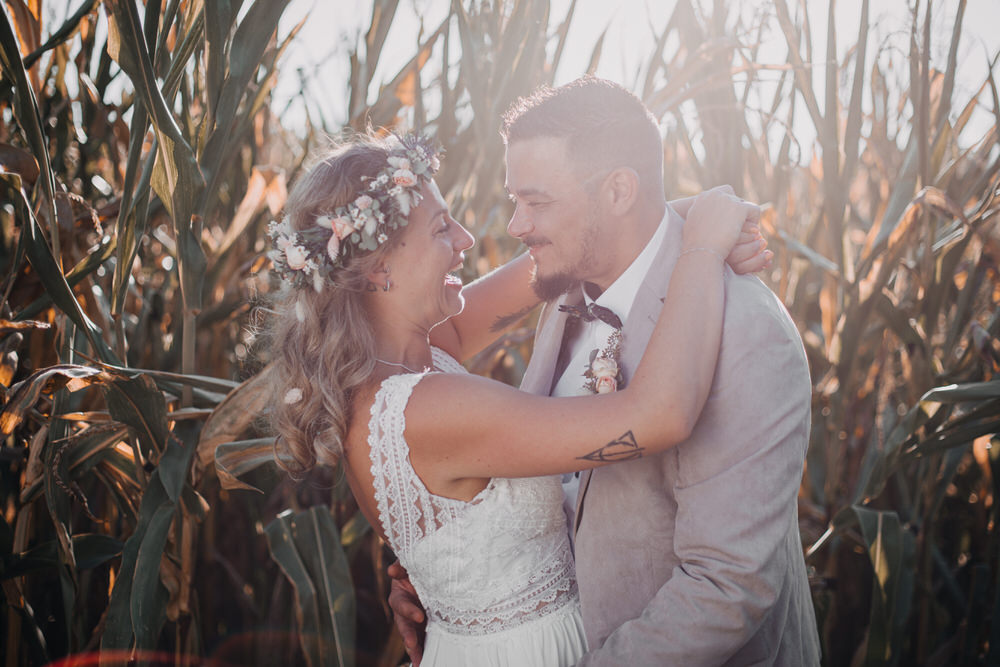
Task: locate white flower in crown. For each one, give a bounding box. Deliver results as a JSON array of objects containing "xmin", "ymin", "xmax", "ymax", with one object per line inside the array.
[
  {"xmin": 285, "ymin": 244, "xmax": 307, "ymax": 270},
  {"xmin": 361, "ymin": 210, "xmax": 378, "ymax": 236},
  {"xmin": 387, "ymin": 156, "xmax": 412, "ymax": 171},
  {"xmin": 327, "ymin": 233, "xmax": 341, "ymax": 261},
  {"xmin": 266, "ymin": 133, "xmax": 442, "ymax": 288}
]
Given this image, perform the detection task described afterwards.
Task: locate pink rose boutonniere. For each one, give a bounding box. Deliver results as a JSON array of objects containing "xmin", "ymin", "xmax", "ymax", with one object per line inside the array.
[{"xmin": 583, "ymin": 330, "xmax": 624, "ymax": 394}]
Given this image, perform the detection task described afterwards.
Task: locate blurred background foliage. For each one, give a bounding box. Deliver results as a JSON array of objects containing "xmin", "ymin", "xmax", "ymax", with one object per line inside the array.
[{"xmin": 1, "ymin": 0, "xmax": 998, "ymax": 665}]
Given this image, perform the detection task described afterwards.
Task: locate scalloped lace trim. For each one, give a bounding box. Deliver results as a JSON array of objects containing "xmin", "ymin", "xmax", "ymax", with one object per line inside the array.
[{"xmin": 367, "ymin": 350, "xmax": 580, "ymax": 636}]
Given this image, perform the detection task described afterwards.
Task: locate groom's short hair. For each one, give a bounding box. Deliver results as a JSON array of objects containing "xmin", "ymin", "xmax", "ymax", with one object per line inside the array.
[{"xmin": 501, "ymin": 76, "xmax": 664, "ymax": 199}]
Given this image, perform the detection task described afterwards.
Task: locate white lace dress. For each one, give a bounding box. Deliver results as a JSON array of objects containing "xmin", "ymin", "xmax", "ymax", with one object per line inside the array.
[{"xmin": 368, "ymin": 347, "xmax": 587, "ymax": 666}]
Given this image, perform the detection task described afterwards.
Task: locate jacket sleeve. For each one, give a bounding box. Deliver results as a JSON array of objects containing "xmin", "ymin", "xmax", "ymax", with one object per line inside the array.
[{"xmin": 578, "ymin": 280, "xmax": 813, "ymax": 665}]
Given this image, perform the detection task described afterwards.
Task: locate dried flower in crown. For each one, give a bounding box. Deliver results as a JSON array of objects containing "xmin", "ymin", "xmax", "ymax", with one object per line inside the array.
[{"xmin": 267, "ymin": 133, "xmax": 442, "ymax": 291}]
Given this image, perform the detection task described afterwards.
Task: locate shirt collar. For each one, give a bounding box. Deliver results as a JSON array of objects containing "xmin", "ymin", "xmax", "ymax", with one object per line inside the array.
[{"xmin": 582, "ymin": 210, "xmax": 669, "ymax": 323}]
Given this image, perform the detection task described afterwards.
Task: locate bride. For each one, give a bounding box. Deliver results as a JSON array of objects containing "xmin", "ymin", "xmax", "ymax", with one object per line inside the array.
[{"xmin": 266, "ymin": 132, "xmax": 761, "ymax": 666}]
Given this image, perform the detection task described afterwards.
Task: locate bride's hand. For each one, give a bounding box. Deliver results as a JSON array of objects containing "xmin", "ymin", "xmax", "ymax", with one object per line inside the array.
[
  {"xmin": 682, "ymin": 189, "xmax": 761, "ymax": 260},
  {"xmin": 727, "ymin": 220, "xmax": 772, "ymax": 274}
]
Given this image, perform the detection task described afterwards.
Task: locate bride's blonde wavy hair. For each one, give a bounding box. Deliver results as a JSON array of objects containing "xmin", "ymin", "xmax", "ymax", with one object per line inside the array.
[{"xmin": 268, "ymin": 135, "xmax": 400, "ymax": 475}]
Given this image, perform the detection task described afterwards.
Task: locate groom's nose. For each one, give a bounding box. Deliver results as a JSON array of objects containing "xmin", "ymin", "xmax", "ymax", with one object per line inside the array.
[{"xmin": 507, "ymin": 205, "xmax": 532, "ymax": 239}]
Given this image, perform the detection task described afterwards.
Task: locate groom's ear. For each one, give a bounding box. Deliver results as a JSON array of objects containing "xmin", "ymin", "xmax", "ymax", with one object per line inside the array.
[{"xmin": 602, "ymin": 167, "xmax": 640, "ymax": 215}]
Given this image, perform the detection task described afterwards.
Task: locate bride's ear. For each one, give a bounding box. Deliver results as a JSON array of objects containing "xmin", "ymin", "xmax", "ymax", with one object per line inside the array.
[
  {"xmin": 365, "ymin": 263, "xmax": 392, "ymax": 292},
  {"xmin": 601, "ymin": 167, "xmax": 640, "ymax": 215}
]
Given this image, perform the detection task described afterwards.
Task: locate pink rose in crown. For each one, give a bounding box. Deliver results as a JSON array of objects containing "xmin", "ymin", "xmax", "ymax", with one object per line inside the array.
[
  {"xmin": 285, "ymin": 244, "xmax": 307, "ymax": 270},
  {"xmin": 393, "ymin": 169, "xmax": 417, "ymax": 187},
  {"xmin": 332, "ymin": 216, "xmax": 354, "ymax": 239},
  {"xmin": 594, "ymin": 375, "xmax": 618, "ymax": 394},
  {"xmin": 355, "ymin": 195, "xmax": 374, "ymax": 210}
]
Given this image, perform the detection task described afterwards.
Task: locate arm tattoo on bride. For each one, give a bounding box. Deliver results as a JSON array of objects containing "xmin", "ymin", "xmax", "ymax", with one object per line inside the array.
[{"xmin": 577, "ymin": 430, "xmax": 645, "ymax": 462}]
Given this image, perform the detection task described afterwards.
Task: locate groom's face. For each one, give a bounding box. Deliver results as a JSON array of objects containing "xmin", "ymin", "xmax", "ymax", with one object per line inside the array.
[{"xmin": 504, "ymin": 136, "xmax": 603, "ymax": 300}]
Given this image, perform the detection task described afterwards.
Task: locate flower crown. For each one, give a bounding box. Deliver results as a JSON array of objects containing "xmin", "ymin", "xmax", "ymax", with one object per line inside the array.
[{"xmin": 267, "ymin": 133, "xmax": 442, "ymax": 291}]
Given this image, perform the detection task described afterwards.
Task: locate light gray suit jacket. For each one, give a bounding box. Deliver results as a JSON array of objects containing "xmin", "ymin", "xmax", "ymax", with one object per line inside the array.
[{"xmin": 520, "ymin": 207, "xmax": 821, "ymax": 665}]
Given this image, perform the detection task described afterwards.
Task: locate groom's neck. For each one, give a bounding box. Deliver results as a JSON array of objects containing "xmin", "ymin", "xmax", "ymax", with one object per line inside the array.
[{"xmin": 588, "ymin": 199, "xmax": 666, "ymax": 292}]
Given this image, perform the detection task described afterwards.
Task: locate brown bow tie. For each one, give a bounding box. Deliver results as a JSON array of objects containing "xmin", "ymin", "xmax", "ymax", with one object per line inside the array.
[{"xmin": 558, "ymin": 303, "xmax": 623, "ymax": 330}]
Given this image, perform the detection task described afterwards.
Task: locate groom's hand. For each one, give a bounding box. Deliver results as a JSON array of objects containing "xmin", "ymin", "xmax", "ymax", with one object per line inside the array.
[{"xmin": 388, "ymin": 561, "xmax": 426, "ymax": 665}]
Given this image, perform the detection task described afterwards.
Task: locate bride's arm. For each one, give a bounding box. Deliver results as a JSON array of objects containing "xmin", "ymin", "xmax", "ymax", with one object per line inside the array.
[
  {"xmin": 428, "ymin": 252, "xmax": 539, "ymax": 362},
  {"xmin": 407, "ymin": 190, "xmax": 757, "ymax": 480},
  {"xmin": 430, "ymin": 192, "xmax": 767, "ymax": 362}
]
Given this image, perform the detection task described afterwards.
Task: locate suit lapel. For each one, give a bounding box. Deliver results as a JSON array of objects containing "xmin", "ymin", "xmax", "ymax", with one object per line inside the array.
[
  {"xmin": 520, "ymin": 290, "xmax": 583, "ymax": 396},
  {"xmin": 573, "ymin": 206, "xmax": 685, "ymax": 535}
]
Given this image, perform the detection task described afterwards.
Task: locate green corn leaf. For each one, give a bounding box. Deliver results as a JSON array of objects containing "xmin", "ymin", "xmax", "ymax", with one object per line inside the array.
[
  {"xmin": 265, "ymin": 506, "xmax": 356, "ymax": 667},
  {"xmin": 851, "ymin": 506, "xmax": 905, "ymax": 666},
  {"xmin": 112, "ymin": 102, "xmax": 152, "ymax": 318},
  {"xmin": 102, "ymin": 373, "xmax": 171, "ymax": 467},
  {"xmin": 16, "ymin": 233, "xmax": 116, "ymax": 321},
  {"xmin": 130, "ymin": 500, "xmax": 174, "ymax": 651},
  {"xmin": 212, "ymin": 438, "xmax": 288, "ymax": 493},
  {"xmin": 102, "ymin": 474, "xmax": 170, "ymax": 651},
  {"xmin": 2, "ymin": 534, "xmax": 123, "ymax": 579},
  {"xmin": 0, "ymin": 5, "xmax": 58, "ymax": 239},
  {"xmin": 1, "ymin": 177, "xmax": 116, "ymax": 362}
]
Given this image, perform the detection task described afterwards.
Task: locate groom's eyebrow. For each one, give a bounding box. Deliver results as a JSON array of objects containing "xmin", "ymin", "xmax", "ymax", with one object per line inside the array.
[{"xmin": 507, "ymin": 186, "xmax": 551, "ymax": 199}]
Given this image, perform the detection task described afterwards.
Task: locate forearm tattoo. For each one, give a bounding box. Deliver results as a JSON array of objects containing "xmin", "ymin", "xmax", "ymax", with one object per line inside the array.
[
  {"xmin": 577, "ymin": 430, "xmax": 645, "ymax": 462},
  {"xmin": 490, "ymin": 305, "xmax": 536, "ymax": 333}
]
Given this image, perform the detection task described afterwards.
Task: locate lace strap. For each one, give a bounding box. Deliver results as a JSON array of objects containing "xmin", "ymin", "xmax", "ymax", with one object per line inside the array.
[
  {"xmin": 368, "ymin": 372, "xmax": 429, "ymax": 555},
  {"xmin": 431, "ymin": 346, "xmax": 467, "ymax": 374}
]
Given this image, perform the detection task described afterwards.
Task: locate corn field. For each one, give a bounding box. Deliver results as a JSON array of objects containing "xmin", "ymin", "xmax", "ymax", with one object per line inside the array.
[{"xmin": 1, "ymin": 1, "xmax": 998, "ymax": 665}]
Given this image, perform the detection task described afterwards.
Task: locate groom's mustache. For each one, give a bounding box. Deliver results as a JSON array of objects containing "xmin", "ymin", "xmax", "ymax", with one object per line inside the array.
[{"xmin": 522, "ymin": 236, "xmax": 550, "ymax": 249}]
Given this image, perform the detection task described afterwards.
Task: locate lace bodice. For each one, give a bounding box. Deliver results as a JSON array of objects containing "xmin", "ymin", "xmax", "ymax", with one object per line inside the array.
[{"xmin": 368, "ymin": 348, "xmax": 578, "ymax": 636}]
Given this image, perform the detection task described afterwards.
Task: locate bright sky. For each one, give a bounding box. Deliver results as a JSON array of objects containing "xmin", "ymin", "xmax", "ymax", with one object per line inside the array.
[{"xmin": 274, "ymin": 0, "xmax": 1000, "ymax": 153}]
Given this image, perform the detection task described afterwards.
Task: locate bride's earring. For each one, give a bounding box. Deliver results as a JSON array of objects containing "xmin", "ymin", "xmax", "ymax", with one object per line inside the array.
[{"xmin": 381, "ymin": 266, "xmax": 392, "ymax": 292}]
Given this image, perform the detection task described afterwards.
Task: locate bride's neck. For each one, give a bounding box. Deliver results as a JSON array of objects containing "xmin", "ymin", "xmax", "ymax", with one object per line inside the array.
[{"xmin": 371, "ymin": 316, "xmax": 433, "ymax": 371}]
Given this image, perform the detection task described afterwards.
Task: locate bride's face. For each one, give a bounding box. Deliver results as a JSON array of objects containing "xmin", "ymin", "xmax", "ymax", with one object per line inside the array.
[{"xmin": 384, "ymin": 180, "xmax": 474, "ymax": 328}]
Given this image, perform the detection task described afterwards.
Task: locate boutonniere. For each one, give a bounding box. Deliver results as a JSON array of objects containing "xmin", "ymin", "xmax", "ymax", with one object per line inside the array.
[{"xmin": 583, "ymin": 330, "xmax": 624, "ymax": 394}]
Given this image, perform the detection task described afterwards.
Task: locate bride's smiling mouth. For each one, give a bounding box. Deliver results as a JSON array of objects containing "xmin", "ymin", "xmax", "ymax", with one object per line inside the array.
[{"xmin": 444, "ymin": 261, "xmax": 464, "ymax": 289}]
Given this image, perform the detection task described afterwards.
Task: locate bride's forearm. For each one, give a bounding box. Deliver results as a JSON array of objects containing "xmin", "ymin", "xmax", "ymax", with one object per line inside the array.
[
  {"xmin": 626, "ymin": 249, "xmax": 726, "ymax": 443},
  {"xmin": 429, "ymin": 252, "xmax": 540, "ymax": 361}
]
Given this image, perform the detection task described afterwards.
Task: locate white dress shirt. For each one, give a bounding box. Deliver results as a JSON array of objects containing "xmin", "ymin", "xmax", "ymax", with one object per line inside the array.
[{"xmin": 554, "ymin": 213, "xmax": 670, "ymax": 524}]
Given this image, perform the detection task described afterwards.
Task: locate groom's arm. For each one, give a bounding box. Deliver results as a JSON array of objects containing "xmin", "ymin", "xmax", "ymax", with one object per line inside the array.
[
  {"xmin": 578, "ymin": 279, "xmax": 813, "ymax": 665},
  {"xmin": 387, "ymin": 562, "xmax": 426, "ymax": 665}
]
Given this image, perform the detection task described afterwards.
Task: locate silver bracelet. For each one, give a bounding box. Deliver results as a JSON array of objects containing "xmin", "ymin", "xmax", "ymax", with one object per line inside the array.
[{"xmin": 678, "ymin": 246, "xmax": 726, "ymax": 263}]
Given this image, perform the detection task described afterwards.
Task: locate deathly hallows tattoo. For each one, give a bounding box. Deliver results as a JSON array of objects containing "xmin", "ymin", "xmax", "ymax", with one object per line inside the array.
[{"xmin": 577, "ymin": 430, "xmax": 645, "ymax": 462}]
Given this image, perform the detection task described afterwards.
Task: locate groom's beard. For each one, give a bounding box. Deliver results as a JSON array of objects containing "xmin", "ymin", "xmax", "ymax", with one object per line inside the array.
[
  {"xmin": 530, "ymin": 268, "xmax": 578, "ymax": 301},
  {"xmin": 529, "ymin": 206, "xmax": 601, "ymax": 301}
]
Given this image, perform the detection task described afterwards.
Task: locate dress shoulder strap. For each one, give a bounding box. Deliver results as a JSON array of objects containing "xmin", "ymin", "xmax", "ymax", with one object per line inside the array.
[
  {"xmin": 368, "ymin": 372, "xmax": 431, "ymax": 555},
  {"xmin": 430, "ymin": 346, "xmax": 467, "ymax": 375}
]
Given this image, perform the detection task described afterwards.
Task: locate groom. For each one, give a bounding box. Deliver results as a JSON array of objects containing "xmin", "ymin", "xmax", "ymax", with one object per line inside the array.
[{"xmin": 394, "ymin": 77, "xmax": 821, "ymax": 665}]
